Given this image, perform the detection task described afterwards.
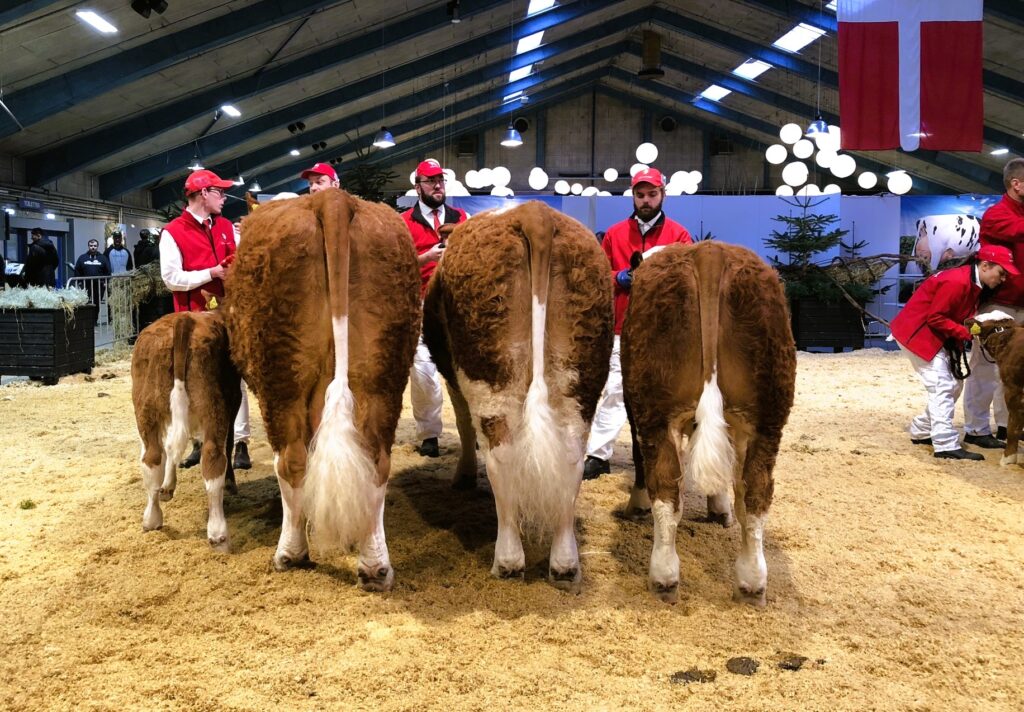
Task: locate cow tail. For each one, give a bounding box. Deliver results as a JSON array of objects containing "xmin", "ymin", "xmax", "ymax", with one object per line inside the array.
[
  {"xmin": 514, "ymin": 202, "xmax": 578, "ymax": 534},
  {"xmin": 165, "ymin": 315, "xmax": 194, "ymax": 464},
  {"xmin": 304, "ymin": 190, "xmax": 379, "ymax": 551},
  {"xmin": 684, "ymin": 250, "xmax": 735, "ymax": 495}
]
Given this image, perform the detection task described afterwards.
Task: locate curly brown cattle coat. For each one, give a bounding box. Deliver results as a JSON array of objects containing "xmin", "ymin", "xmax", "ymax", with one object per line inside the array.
[
  {"xmin": 622, "ymin": 241, "xmax": 795, "ymax": 606},
  {"xmin": 226, "ymin": 189, "xmax": 420, "ymax": 590},
  {"xmin": 423, "ymin": 202, "xmax": 613, "ymax": 592},
  {"xmin": 973, "ymin": 317, "xmax": 1024, "ymax": 466},
  {"xmin": 131, "ymin": 310, "xmax": 241, "ymax": 551}
]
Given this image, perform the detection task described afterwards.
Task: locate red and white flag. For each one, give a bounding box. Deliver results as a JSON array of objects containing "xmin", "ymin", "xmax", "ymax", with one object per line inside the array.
[{"xmin": 837, "ymin": 0, "xmax": 983, "ymax": 152}]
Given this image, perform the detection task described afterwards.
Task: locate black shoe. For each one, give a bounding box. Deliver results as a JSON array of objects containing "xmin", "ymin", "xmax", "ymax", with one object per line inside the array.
[
  {"xmin": 997, "ymin": 426, "xmax": 1008, "ymax": 440},
  {"xmin": 963, "ymin": 434, "xmax": 1006, "ymax": 449},
  {"xmin": 232, "ymin": 441, "xmax": 251, "ymax": 470},
  {"xmin": 180, "ymin": 441, "xmax": 201, "ymax": 468},
  {"xmin": 934, "ymin": 448, "xmax": 984, "ymax": 461},
  {"xmin": 911, "ymin": 437, "xmax": 932, "ymax": 445},
  {"xmin": 583, "ymin": 456, "xmax": 610, "ymax": 480},
  {"xmin": 418, "ymin": 437, "xmax": 440, "ymax": 458}
]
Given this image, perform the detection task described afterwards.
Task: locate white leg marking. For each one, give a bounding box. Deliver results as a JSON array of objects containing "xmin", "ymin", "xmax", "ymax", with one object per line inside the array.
[
  {"xmin": 357, "ymin": 484, "xmax": 394, "ymax": 591},
  {"xmin": 649, "ymin": 499, "xmax": 681, "ymax": 602},
  {"xmin": 205, "ymin": 473, "xmax": 229, "ymax": 552},
  {"xmin": 735, "ymin": 512, "xmax": 768, "ymax": 606},
  {"xmin": 141, "ymin": 459, "xmax": 164, "ymax": 531},
  {"xmin": 627, "ymin": 485, "xmax": 652, "ymax": 516},
  {"xmin": 274, "ymin": 456, "xmax": 309, "ymax": 570},
  {"xmin": 488, "ymin": 445, "xmax": 526, "ymax": 578},
  {"xmin": 1000, "ymin": 452, "xmax": 1019, "ymax": 467}
]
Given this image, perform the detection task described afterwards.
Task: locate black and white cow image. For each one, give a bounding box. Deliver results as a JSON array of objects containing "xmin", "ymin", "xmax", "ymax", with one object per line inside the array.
[{"xmin": 914, "ymin": 214, "xmax": 981, "ymax": 271}]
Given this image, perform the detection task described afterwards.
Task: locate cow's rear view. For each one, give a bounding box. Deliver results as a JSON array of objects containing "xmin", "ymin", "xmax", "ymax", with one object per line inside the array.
[
  {"xmin": 424, "ymin": 201, "xmax": 613, "ymax": 591},
  {"xmin": 622, "ymin": 241, "xmax": 795, "ymax": 605}
]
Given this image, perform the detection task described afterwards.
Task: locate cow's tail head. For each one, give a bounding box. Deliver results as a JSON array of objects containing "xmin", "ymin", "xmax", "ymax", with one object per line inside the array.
[
  {"xmin": 165, "ymin": 314, "xmax": 195, "ymax": 463},
  {"xmin": 303, "ymin": 189, "xmax": 380, "ymax": 552},
  {"xmin": 514, "ymin": 200, "xmax": 555, "ymax": 385}
]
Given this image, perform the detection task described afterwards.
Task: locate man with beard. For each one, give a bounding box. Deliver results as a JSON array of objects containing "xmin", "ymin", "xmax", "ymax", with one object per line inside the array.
[
  {"xmin": 401, "ymin": 158, "xmax": 468, "ymax": 458},
  {"xmin": 160, "ymin": 169, "xmax": 237, "ymax": 468},
  {"xmin": 73, "ymin": 238, "xmax": 111, "ymax": 305},
  {"xmin": 104, "ymin": 230, "xmax": 134, "ymax": 275},
  {"xmin": 582, "ymin": 167, "xmax": 693, "ymax": 479}
]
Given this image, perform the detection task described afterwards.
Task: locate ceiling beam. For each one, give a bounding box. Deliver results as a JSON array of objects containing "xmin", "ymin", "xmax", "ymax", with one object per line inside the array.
[
  {"xmin": 30, "ymin": 0, "xmax": 621, "ymax": 186},
  {"xmin": 108, "ymin": 8, "xmax": 649, "ymax": 200},
  {"xmin": 0, "ymin": 0, "xmax": 60, "ymax": 29}
]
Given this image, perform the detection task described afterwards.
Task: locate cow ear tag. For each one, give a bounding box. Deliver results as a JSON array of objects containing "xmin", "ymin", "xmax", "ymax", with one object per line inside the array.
[
  {"xmin": 970, "ymin": 323, "xmax": 981, "ymax": 336},
  {"xmin": 206, "ymin": 294, "xmax": 219, "ymax": 310}
]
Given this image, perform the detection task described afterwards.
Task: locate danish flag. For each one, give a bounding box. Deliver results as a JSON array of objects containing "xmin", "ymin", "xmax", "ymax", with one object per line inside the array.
[{"xmin": 837, "ymin": 0, "xmax": 983, "ymax": 152}]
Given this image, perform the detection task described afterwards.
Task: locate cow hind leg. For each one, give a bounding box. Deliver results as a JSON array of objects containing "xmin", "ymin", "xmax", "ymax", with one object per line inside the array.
[
  {"xmin": 141, "ymin": 439, "xmax": 165, "ymax": 531},
  {"xmin": 200, "ymin": 435, "xmax": 230, "ymax": 552},
  {"xmin": 448, "ymin": 385, "xmax": 478, "ymax": 491},
  {"xmin": 646, "ymin": 432, "xmax": 684, "ymax": 603},
  {"xmin": 273, "ymin": 439, "xmax": 311, "ymax": 571},
  {"xmin": 732, "ymin": 429, "xmax": 772, "ymax": 607},
  {"xmin": 355, "ymin": 411, "xmax": 396, "ymax": 593},
  {"xmin": 625, "ymin": 404, "xmax": 651, "ymax": 518},
  {"xmin": 1001, "ymin": 396, "xmax": 1021, "ymax": 466},
  {"xmin": 486, "ymin": 437, "xmax": 526, "ymax": 580}
]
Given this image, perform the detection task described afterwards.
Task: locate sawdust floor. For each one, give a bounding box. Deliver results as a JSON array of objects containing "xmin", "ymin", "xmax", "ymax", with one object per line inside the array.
[{"xmin": 1, "ymin": 349, "xmax": 1023, "ymax": 711}]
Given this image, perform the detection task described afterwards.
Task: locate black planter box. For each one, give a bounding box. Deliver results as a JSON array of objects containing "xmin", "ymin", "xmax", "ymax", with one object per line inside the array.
[
  {"xmin": 0, "ymin": 305, "xmax": 98, "ymax": 383},
  {"xmin": 790, "ymin": 298, "xmax": 865, "ymax": 352}
]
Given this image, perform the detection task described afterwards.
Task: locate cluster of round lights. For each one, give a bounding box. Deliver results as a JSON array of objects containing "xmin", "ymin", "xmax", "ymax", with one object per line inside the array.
[{"xmin": 767, "ymin": 123, "xmax": 913, "ymax": 196}]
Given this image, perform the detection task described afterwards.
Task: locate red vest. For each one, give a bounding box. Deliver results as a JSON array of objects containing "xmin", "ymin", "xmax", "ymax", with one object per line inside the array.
[
  {"xmin": 890, "ymin": 264, "xmax": 980, "ymax": 360},
  {"xmin": 164, "ymin": 210, "xmax": 236, "ymax": 312},
  {"xmin": 402, "ymin": 204, "xmax": 467, "ymax": 296},
  {"xmin": 979, "ymin": 194, "xmax": 1024, "ymax": 307},
  {"xmin": 602, "ymin": 214, "xmax": 693, "ymax": 333}
]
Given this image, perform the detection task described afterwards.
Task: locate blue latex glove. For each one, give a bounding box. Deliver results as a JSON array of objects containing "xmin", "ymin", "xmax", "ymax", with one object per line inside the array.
[{"xmin": 616, "ymin": 268, "xmax": 633, "ymax": 290}]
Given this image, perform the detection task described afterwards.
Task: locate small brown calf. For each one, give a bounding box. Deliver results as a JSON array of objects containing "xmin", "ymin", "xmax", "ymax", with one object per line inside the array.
[
  {"xmin": 971, "ymin": 314, "xmax": 1024, "ymax": 466},
  {"xmin": 131, "ymin": 310, "xmax": 241, "ymax": 551}
]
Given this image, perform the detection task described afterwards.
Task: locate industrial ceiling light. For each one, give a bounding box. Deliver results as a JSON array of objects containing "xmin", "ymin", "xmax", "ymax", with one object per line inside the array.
[
  {"xmin": 187, "ymin": 154, "xmax": 203, "ymax": 171},
  {"xmin": 220, "ymin": 104, "xmax": 241, "ymax": 118},
  {"xmin": 131, "ymin": 0, "xmax": 168, "ymax": 19},
  {"xmin": 249, "ymin": 179, "xmax": 262, "ymax": 192},
  {"xmin": 77, "ymin": 11, "xmax": 117, "ymax": 33},
  {"xmin": 805, "ymin": 2, "xmax": 827, "ymax": 137},
  {"xmin": 806, "ymin": 115, "xmax": 828, "ymax": 136},
  {"xmin": 500, "ymin": 124, "xmax": 523, "ymax": 147},
  {"xmin": 373, "ymin": 126, "xmax": 395, "ymax": 148},
  {"xmin": 446, "ymin": 0, "xmax": 460, "ymax": 23},
  {"xmin": 233, "ymin": 174, "xmax": 245, "ymax": 186}
]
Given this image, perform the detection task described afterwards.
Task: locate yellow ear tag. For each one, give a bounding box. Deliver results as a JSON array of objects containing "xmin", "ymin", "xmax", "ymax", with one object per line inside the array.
[
  {"xmin": 206, "ymin": 295, "xmax": 219, "ymax": 310},
  {"xmin": 970, "ymin": 323, "xmax": 981, "ymax": 336}
]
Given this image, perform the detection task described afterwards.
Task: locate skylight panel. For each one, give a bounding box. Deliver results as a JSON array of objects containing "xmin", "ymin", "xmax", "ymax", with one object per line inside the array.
[
  {"xmin": 772, "ymin": 23, "xmax": 826, "ymax": 53},
  {"xmin": 699, "ymin": 85, "xmax": 731, "ymax": 102},
  {"xmin": 509, "ymin": 65, "xmax": 533, "ymax": 83},
  {"xmin": 732, "ymin": 59, "xmax": 772, "ymax": 80},
  {"xmin": 517, "ymin": 31, "xmax": 544, "ymax": 54}
]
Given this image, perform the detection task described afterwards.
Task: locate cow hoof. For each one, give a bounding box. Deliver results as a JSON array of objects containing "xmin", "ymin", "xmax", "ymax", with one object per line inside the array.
[
  {"xmin": 549, "ymin": 566, "xmax": 582, "ymax": 594},
  {"xmin": 225, "ymin": 476, "xmax": 238, "ymax": 496},
  {"xmin": 158, "ymin": 488, "xmax": 174, "ymax": 502},
  {"xmin": 451, "ymin": 473, "xmax": 476, "ymax": 491},
  {"xmin": 492, "ymin": 564, "xmax": 525, "ymax": 580},
  {"xmin": 272, "ymin": 551, "xmax": 311, "ymax": 572},
  {"xmin": 1000, "ymin": 453, "xmax": 1019, "ymax": 467},
  {"xmin": 649, "ymin": 580, "xmax": 679, "ymax": 604},
  {"xmin": 357, "ymin": 565, "xmax": 394, "ymax": 592},
  {"xmin": 708, "ymin": 511, "xmax": 735, "ymax": 528},
  {"xmin": 626, "ymin": 487, "xmax": 652, "ymax": 519},
  {"xmin": 733, "ymin": 585, "xmax": 767, "ymax": 608},
  {"xmin": 141, "ymin": 520, "xmax": 163, "ymax": 532},
  {"xmin": 208, "ymin": 535, "xmax": 230, "ymax": 553}
]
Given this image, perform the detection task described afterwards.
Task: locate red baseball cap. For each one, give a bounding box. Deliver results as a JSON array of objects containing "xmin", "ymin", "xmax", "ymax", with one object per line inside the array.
[
  {"xmin": 416, "ymin": 159, "xmax": 444, "ymax": 178},
  {"xmin": 301, "ymin": 162, "xmax": 337, "ymax": 181},
  {"xmin": 184, "ymin": 169, "xmax": 234, "ymax": 193},
  {"xmin": 631, "ymin": 167, "xmax": 665, "ymax": 188},
  {"xmin": 978, "ymin": 244, "xmax": 1021, "ymax": 275}
]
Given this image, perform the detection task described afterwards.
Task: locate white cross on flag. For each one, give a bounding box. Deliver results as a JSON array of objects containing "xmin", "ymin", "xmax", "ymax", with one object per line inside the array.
[{"xmin": 837, "ymin": 0, "xmax": 983, "ymax": 152}]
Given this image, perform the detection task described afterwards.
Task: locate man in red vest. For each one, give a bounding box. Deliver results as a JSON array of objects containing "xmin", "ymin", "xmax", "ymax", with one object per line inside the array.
[
  {"xmin": 892, "ymin": 245, "xmax": 1018, "ymax": 460},
  {"xmin": 401, "ymin": 158, "xmax": 468, "ymax": 458},
  {"xmin": 159, "ymin": 169, "xmax": 238, "ymax": 468},
  {"xmin": 964, "ymin": 158, "xmax": 1024, "ymax": 446},
  {"xmin": 583, "ymin": 167, "xmax": 694, "ymax": 479},
  {"xmin": 159, "ymin": 169, "xmax": 236, "ymax": 313}
]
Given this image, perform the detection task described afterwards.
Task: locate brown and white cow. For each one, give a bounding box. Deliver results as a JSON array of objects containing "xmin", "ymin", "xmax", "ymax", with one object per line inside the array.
[
  {"xmin": 226, "ymin": 189, "xmax": 420, "ymax": 590},
  {"xmin": 423, "ymin": 201, "xmax": 613, "ymax": 591},
  {"xmin": 131, "ymin": 310, "xmax": 242, "ymax": 551},
  {"xmin": 969, "ymin": 311, "xmax": 1024, "ymax": 466},
  {"xmin": 622, "ymin": 241, "xmax": 796, "ymax": 605}
]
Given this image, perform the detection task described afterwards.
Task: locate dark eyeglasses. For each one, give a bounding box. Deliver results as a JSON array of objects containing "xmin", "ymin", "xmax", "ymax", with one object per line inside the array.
[
  {"xmin": 205, "ymin": 187, "xmax": 225, "ymax": 196},
  {"xmin": 417, "ymin": 177, "xmax": 445, "ymax": 186}
]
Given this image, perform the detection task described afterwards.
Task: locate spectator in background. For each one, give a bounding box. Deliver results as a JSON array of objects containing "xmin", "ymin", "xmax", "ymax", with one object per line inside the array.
[
  {"xmin": 74, "ymin": 239, "xmax": 111, "ymax": 305},
  {"xmin": 134, "ymin": 229, "xmax": 160, "ymax": 267},
  {"xmin": 24, "ymin": 228, "xmax": 59, "ymax": 288},
  {"xmin": 595, "ymin": 230, "xmax": 606, "ymax": 245},
  {"xmin": 104, "ymin": 231, "xmax": 134, "ymax": 274}
]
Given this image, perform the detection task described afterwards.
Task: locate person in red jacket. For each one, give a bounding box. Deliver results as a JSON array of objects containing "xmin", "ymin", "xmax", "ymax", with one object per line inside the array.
[
  {"xmin": 583, "ymin": 167, "xmax": 693, "ymax": 479},
  {"xmin": 891, "ymin": 244, "xmax": 1019, "ymax": 460},
  {"xmin": 302, "ymin": 162, "xmax": 340, "ymax": 194},
  {"xmin": 159, "ymin": 169, "xmax": 237, "ymax": 468},
  {"xmin": 964, "ymin": 158, "xmax": 1024, "ymax": 445},
  {"xmin": 159, "ymin": 169, "xmax": 236, "ymax": 313},
  {"xmin": 401, "ymin": 159, "xmax": 468, "ymax": 458}
]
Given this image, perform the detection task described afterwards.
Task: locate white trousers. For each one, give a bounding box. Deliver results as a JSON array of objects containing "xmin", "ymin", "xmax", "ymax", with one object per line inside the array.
[
  {"xmin": 587, "ymin": 335, "xmax": 627, "ymax": 461},
  {"xmin": 900, "ymin": 344, "xmax": 963, "ymax": 453},
  {"xmin": 410, "ymin": 334, "xmax": 443, "ymax": 441},
  {"xmin": 234, "ymin": 380, "xmax": 250, "ymax": 444},
  {"xmin": 963, "ymin": 303, "xmax": 1024, "ymax": 436}
]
